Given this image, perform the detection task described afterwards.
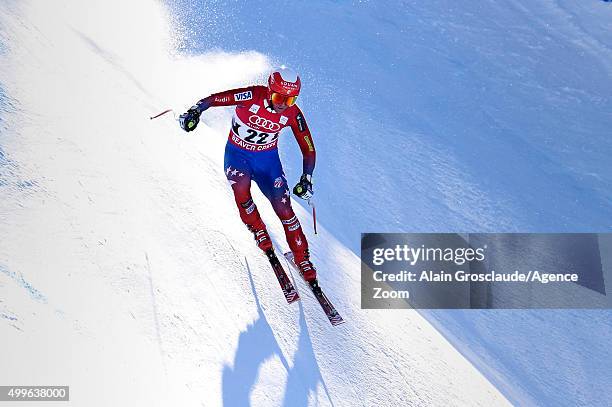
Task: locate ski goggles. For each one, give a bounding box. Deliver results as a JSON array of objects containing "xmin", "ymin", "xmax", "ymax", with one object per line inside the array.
[{"xmin": 270, "ymin": 92, "xmax": 298, "ymax": 107}]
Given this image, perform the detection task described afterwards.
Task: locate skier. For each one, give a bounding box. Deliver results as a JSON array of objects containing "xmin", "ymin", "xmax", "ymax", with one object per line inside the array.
[{"xmin": 179, "ymin": 68, "xmax": 318, "ymax": 286}]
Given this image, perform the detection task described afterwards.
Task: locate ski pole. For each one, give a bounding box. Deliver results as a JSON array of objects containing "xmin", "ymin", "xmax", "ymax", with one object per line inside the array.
[
  {"xmin": 149, "ymin": 108, "xmax": 173, "ymax": 120},
  {"xmin": 308, "ymin": 198, "xmax": 317, "ymax": 235}
]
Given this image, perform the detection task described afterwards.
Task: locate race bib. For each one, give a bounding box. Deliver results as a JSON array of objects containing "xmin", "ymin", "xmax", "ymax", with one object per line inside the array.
[{"xmin": 231, "ymin": 114, "xmax": 280, "ymax": 146}]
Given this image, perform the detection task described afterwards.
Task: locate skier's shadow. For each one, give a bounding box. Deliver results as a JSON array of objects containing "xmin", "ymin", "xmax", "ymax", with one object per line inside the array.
[{"xmin": 221, "ymin": 259, "xmax": 334, "ymax": 407}]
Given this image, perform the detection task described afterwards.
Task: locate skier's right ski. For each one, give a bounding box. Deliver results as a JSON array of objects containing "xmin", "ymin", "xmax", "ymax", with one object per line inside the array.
[
  {"xmin": 283, "ymin": 252, "xmax": 345, "ymax": 326},
  {"xmin": 306, "ymin": 280, "xmax": 345, "ymax": 326},
  {"xmin": 266, "ymin": 249, "xmax": 300, "ymax": 304}
]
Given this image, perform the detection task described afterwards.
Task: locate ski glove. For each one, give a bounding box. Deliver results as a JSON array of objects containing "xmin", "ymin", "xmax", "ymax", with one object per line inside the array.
[
  {"xmin": 179, "ymin": 106, "xmax": 201, "ymax": 132},
  {"xmin": 293, "ymin": 174, "xmax": 313, "ymax": 200}
]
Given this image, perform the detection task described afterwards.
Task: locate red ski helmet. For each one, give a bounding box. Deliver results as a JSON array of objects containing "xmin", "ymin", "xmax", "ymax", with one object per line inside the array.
[{"xmin": 267, "ymin": 68, "xmax": 301, "ymax": 97}]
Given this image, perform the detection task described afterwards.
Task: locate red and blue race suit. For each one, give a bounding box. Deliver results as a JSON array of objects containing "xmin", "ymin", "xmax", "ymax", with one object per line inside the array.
[{"xmin": 197, "ymin": 85, "xmax": 316, "ymax": 260}]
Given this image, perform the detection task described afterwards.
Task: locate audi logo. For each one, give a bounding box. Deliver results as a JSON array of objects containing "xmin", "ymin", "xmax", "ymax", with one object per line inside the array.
[{"xmin": 249, "ymin": 115, "xmax": 281, "ymax": 131}]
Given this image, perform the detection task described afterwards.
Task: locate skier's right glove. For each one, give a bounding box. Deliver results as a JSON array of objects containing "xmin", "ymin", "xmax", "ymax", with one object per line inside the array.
[
  {"xmin": 293, "ymin": 174, "xmax": 313, "ymax": 200},
  {"xmin": 179, "ymin": 106, "xmax": 201, "ymax": 132}
]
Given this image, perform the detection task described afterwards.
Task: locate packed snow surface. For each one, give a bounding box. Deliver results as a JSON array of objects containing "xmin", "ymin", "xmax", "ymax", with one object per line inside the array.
[
  {"xmin": 0, "ymin": 1, "xmax": 508, "ymax": 406},
  {"xmin": 2, "ymin": 0, "xmax": 612, "ymax": 405}
]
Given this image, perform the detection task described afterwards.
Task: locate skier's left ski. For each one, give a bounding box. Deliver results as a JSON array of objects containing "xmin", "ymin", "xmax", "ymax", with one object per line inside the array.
[
  {"xmin": 284, "ymin": 252, "xmax": 345, "ymax": 326},
  {"xmin": 266, "ymin": 249, "xmax": 300, "ymax": 304}
]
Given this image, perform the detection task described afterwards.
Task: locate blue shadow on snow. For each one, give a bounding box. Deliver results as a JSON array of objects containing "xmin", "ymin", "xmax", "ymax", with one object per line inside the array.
[{"xmin": 221, "ymin": 258, "xmax": 334, "ymax": 407}]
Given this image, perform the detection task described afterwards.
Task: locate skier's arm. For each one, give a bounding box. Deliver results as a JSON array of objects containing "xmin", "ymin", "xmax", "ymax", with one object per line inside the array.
[
  {"xmin": 180, "ymin": 86, "xmax": 263, "ymax": 132},
  {"xmin": 290, "ymin": 107, "xmax": 316, "ymax": 176},
  {"xmin": 194, "ymin": 86, "xmax": 263, "ymax": 112},
  {"xmin": 290, "ymin": 107, "xmax": 316, "ymax": 200}
]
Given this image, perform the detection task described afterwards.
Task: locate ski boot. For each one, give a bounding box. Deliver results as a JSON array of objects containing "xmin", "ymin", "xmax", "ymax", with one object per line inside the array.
[
  {"xmin": 294, "ymin": 250, "xmax": 321, "ymax": 295},
  {"xmin": 249, "ymin": 225, "xmax": 273, "ymax": 252}
]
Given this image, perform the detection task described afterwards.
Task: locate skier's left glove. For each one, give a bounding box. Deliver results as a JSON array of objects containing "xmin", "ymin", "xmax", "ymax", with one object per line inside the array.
[
  {"xmin": 293, "ymin": 174, "xmax": 313, "ymax": 200},
  {"xmin": 179, "ymin": 106, "xmax": 201, "ymax": 132}
]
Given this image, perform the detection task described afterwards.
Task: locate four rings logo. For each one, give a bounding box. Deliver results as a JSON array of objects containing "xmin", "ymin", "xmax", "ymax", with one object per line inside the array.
[{"xmin": 249, "ymin": 115, "xmax": 281, "ymax": 131}]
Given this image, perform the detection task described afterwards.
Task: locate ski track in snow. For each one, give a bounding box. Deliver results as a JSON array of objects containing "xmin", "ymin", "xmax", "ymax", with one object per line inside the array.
[{"xmin": 0, "ymin": 265, "xmax": 47, "ymax": 303}]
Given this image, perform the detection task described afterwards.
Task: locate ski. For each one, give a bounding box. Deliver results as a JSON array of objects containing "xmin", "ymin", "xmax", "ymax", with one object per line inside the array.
[
  {"xmin": 283, "ymin": 252, "xmax": 345, "ymax": 326},
  {"xmin": 266, "ymin": 249, "xmax": 300, "ymax": 304}
]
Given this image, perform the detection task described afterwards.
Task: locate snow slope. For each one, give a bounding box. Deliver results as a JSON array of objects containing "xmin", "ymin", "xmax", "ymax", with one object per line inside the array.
[
  {"xmin": 166, "ymin": 1, "xmax": 612, "ymax": 405},
  {"xmin": 0, "ymin": 1, "xmax": 507, "ymax": 406},
  {"xmin": 172, "ymin": 0, "xmax": 612, "ymax": 249}
]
